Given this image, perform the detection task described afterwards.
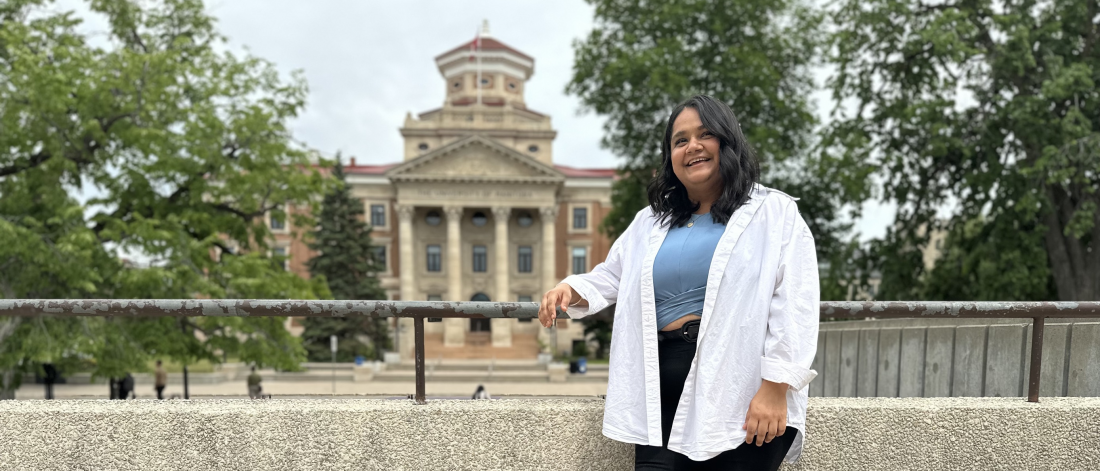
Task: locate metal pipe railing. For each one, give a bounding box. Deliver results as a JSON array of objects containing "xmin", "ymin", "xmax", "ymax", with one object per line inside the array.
[{"xmin": 1, "ymin": 300, "xmax": 1098, "ymax": 403}]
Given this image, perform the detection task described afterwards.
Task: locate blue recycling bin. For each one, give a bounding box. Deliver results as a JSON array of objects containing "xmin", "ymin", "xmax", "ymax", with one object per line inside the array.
[
  {"xmin": 577, "ymin": 357, "xmax": 587, "ymax": 374},
  {"xmin": 354, "ymin": 355, "xmax": 365, "ymax": 366}
]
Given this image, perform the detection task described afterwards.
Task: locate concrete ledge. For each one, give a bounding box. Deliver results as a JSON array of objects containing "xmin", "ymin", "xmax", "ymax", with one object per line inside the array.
[{"xmin": 1, "ymin": 398, "xmax": 1097, "ymax": 470}]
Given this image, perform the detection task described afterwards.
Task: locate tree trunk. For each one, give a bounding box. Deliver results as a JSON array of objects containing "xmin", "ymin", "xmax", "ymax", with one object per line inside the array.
[
  {"xmin": 0, "ymin": 318, "xmax": 19, "ymax": 399},
  {"xmin": 0, "ymin": 370, "xmax": 15, "ymax": 400},
  {"xmin": 1043, "ymin": 186, "xmax": 1100, "ymax": 301}
]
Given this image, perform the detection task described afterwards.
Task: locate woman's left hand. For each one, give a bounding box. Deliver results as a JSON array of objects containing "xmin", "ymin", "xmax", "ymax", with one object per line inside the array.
[{"xmin": 743, "ymin": 379, "xmax": 788, "ymax": 447}]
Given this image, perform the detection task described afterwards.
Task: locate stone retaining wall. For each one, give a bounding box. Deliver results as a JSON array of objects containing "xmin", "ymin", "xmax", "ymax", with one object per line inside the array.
[{"xmin": 1, "ymin": 397, "xmax": 1097, "ymax": 470}]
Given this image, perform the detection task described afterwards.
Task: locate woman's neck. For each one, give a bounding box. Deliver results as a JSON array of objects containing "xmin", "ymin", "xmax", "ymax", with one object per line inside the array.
[{"xmin": 688, "ymin": 186, "xmax": 720, "ymax": 214}]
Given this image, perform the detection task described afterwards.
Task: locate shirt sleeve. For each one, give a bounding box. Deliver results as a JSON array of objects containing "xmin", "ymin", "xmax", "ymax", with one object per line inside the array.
[
  {"xmin": 760, "ymin": 207, "xmax": 820, "ymax": 391},
  {"xmin": 559, "ymin": 233, "xmax": 625, "ymax": 319}
]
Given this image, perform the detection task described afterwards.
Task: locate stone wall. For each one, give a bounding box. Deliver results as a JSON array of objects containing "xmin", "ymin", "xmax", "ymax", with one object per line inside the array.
[
  {"xmin": 1, "ymin": 397, "xmax": 1097, "ymax": 470},
  {"xmin": 814, "ymin": 319, "xmax": 1100, "ymax": 398}
]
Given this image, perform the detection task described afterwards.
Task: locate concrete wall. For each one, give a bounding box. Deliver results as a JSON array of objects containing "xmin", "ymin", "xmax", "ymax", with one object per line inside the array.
[
  {"xmin": 1, "ymin": 397, "xmax": 1098, "ymax": 470},
  {"xmin": 814, "ymin": 320, "xmax": 1100, "ymax": 398}
]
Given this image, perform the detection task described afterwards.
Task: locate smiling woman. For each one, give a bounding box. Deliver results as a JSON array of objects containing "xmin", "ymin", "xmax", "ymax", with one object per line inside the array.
[
  {"xmin": 647, "ymin": 95, "xmax": 760, "ymax": 229},
  {"xmin": 542, "ymin": 96, "xmax": 818, "ymax": 470}
]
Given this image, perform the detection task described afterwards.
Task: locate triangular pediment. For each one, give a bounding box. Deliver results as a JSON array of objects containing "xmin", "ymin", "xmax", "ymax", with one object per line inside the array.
[{"xmin": 387, "ymin": 135, "xmax": 564, "ymax": 183}]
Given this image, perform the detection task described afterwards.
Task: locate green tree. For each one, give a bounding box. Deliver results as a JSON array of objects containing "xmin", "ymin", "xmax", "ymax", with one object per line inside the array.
[
  {"xmin": 826, "ymin": 0, "xmax": 1098, "ymax": 301},
  {"xmin": 567, "ymin": 0, "xmax": 859, "ymax": 301},
  {"xmin": 922, "ymin": 216, "xmax": 1056, "ymax": 301},
  {"xmin": 303, "ymin": 162, "xmax": 390, "ymax": 362},
  {"xmin": 0, "ymin": 0, "xmax": 330, "ymax": 397}
]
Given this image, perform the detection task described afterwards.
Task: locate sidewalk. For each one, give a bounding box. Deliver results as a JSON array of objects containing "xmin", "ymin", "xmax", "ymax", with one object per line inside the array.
[{"xmin": 15, "ymin": 379, "xmax": 608, "ymax": 400}]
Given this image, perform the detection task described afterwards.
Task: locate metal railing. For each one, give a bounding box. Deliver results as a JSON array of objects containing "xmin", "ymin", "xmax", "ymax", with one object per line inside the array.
[{"xmin": 1, "ymin": 300, "xmax": 1098, "ymax": 403}]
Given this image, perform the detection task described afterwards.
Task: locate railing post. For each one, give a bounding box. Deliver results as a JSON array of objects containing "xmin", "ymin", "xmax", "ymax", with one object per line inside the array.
[
  {"xmin": 1027, "ymin": 316, "xmax": 1045, "ymax": 403},
  {"xmin": 414, "ymin": 315, "xmax": 426, "ymax": 405}
]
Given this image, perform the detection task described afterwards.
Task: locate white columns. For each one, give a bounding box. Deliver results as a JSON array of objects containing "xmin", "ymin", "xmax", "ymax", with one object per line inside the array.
[
  {"xmin": 539, "ymin": 205, "xmax": 559, "ymax": 293},
  {"xmin": 443, "ymin": 206, "xmax": 465, "ymax": 347},
  {"xmin": 396, "ymin": 204, "xmax": 416, "ymax": 360},
  {"xmin": 538, "ymin": 205, "xmax": 559, "ymax": 353},
  {"xmin": 491, "ymin": 206, "xmax": 512, "ymax": 347}
]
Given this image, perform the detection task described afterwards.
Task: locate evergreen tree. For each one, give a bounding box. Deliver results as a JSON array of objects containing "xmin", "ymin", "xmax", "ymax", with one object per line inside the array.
[{"xmin": 304, "ymin": 162, "xmax": 390, "ymax": 361}]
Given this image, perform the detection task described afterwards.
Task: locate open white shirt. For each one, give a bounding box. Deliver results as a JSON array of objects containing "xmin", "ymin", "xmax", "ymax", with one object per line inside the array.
[{"xmin": 561, "ymin": 184, "xmax": 819, "ymax": 463}]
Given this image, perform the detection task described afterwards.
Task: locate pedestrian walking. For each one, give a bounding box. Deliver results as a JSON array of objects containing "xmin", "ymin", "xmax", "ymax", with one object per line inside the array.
[
  {"xmin": 247, "ymin": 366, "xmax": 263, "ymax": 399},
  {"xmin": 540, "ymin": 95, "xmax": 820, "ymax": 470},
  {"xmin": 42, "ymin": 363, "xmax": 58, "ymax": 400},
  {"xmin": 154, "ymin": 360, "xmax": 167, "ymax": 400}
]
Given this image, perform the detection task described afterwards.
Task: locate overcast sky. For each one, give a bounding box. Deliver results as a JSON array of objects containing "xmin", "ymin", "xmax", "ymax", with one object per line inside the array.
[{"xmin": 64, "ymin": 0, "xmax": 896, "ymax": 240}]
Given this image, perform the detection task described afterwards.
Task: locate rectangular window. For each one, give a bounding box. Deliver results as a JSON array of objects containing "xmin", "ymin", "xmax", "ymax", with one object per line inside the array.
[
  {"xmin": 427, "ymin": 245, "xmax": 442, "ymax": 272},
  {"xmin": 370, "ymin": 204, "xmax": 386, "ymax": 227},
  {"xmin": 270, "ymin": 215, "xmax": 285, "ymax": 230},
  {"xmin": 371, "ymin": 246, "xmax": 386, "ymax": 270},
  {"xmin": 572, "ymin": 247, "xmax": 587, "ymax": 275},
  {"xmin": 517, "ymin": 246, "xmax": 533, "ymax": 273},
  {"xmin": 427, "ymin": 295, "xmax": 442, "ymax": 301},
  {"xmin": 473, "ymin": 245, "xmax": 487, "ymax": 272},
  {"xmin": 518, "ymin": 295, "xmax": 533, "ymax": 322},
  {"xmin": 273, "ymin": 247, "xmax": 288, "ymax": 271},
  {"xmin": 573, "ymin": 207, "xmax": 587, "ymax": 229}
]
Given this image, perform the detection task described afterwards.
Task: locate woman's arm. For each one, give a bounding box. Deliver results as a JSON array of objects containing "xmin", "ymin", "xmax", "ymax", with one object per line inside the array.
[
  {"xmin": 745, "ymin": 204, "xmax": 820, "ymax": 446},
  {"xmin": 760, "ymin": 212, "xmax": 820, "ymax": 391}
]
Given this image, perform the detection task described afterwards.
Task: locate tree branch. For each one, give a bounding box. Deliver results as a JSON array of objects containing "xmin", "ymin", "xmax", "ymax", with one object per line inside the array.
[{"xmin": 0, "ymin": 150, "xmax": 51, "ymax": 177}]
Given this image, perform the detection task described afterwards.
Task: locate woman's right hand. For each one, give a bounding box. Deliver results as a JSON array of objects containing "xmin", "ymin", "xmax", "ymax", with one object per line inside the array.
[{"xmin": 539, "ymin": 283, "xmax": 578, "ymax": 328}]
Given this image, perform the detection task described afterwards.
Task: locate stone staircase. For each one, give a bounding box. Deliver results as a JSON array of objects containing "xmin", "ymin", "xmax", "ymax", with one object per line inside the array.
[{"xmin": 422, "ymin": 332, "xmax": 541, "ymax": 360}]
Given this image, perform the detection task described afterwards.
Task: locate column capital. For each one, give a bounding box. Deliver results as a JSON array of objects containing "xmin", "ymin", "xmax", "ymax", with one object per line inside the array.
[
  {"xmin": 396, "ymin": 204, "xmax": 415, "ymax": 222},
  {"xmin": 444, "ymin": 205, "xmax": 464, "ymax": 221},
  {"xmin": 539, "ymin": 205, "xmax": 559, "ymax": 219},
  {"xmin": 491, "ymin": 206, "xmax": 511, "ymax": 221}
]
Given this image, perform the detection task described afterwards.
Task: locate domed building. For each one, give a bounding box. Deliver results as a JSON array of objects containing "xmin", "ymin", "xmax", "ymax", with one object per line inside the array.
[{"xmin": 276, "ymin": 23, "xmax": 616, "ymax": 360}]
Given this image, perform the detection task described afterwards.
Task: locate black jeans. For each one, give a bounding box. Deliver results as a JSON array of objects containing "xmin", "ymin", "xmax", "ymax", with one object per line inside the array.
[
  {"xmin": 156, "ymin": 386, "xmax": 165, "ymax": 400},
  {"xmin": 635, "ymin": 333, "xmax": 798, "ymax": 471}
]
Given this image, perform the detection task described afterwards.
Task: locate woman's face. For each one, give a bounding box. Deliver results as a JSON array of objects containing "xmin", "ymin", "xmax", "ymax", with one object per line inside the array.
[{"xmin": 669, "ymin": 107, "xmax": 722, "ymax": 196}]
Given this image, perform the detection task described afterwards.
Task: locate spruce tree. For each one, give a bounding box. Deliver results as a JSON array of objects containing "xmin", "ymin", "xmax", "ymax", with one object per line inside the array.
[{"xmin": 303, "ymin": 162, "xmax": 390, "ymax": 361}]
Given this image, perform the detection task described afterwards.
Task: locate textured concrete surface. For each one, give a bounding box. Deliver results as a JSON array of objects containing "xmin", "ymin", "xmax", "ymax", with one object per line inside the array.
[
  {"xmin": 1, "ymin": 397, "xmax": 1098, "ymax": 470},
  {"xmin": 786, "ymin": 397, "xmax": 1100, "ymax": 471}
]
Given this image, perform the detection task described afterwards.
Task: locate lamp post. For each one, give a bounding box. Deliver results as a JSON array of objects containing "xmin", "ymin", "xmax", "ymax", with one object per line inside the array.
[{"xmin": 330, "ymin": 335, "xmax": 337, "ymax": 396}]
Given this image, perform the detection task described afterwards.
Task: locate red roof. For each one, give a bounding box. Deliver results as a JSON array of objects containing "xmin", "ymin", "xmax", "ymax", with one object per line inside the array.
[
  {"xmin": 345, "ymin": 163, "xmax": 399, "ymax": 175},
  {"xmin": 435, "ymin": 37, "xmax": 533, "ymax": 62}
]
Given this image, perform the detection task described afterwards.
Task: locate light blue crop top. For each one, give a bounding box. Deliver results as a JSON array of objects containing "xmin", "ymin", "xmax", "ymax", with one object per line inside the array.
[{"xmin": 653, "ymin": 212, "xmax": 725, "ymax": 330}]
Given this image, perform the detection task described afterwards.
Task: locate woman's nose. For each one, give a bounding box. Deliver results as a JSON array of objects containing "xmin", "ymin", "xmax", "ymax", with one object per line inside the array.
[{"xmin": 685, "ymin": 137, "xmax": 703, "ymax": 154}]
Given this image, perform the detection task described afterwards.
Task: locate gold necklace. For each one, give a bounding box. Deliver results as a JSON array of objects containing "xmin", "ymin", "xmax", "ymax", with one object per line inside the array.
[{"xmin": 687, "ymin": 213, "xmax": 705, "ymax": 228}]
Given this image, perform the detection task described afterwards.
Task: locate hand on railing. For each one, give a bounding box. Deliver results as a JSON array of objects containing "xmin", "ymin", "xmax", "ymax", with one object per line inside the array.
[{"xmin": 539, "ymin": 283, "xmax": 580, "ymax": 328}]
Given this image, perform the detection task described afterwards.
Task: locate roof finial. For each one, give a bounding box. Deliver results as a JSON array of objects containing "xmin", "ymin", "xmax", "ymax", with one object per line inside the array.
[{"xmin": 480, "ymin": 19, "xmax": 491, "ymax": 38}]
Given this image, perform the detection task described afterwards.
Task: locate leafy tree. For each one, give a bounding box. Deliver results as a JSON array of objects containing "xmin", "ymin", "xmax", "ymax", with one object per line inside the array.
[
  {"xmin": 0, "ymin": 0, "xmax": 330, "ymax": 397},
  {"xmin": 826, "ymin": 0, "xmax": 1099, "ymax": 300},
  {"xmin": 303, "ymin": 162, "xmax": 390, "ymax": 362},
  {"xmin": 923, "ymin": 216, "xmax": 1056, "ymax": 301},
  {"xmin": 567, "ymin": 0, "xmax": 857, "ymax": 298}
]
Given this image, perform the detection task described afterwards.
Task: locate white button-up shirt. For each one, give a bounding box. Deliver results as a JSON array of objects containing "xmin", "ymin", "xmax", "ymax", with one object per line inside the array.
[{"xmin": 562, "ymin": 184, "xmax": 819, "ymax": 463}]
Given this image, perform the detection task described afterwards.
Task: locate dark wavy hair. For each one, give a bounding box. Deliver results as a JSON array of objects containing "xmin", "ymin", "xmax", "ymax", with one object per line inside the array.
[{"xmin": 647, "ymin": 95, "xmax": 760, "ymax": 228}]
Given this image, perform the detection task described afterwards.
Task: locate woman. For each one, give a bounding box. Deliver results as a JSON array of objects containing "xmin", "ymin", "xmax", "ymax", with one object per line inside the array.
[{"xmin": 539, "ymin": 95, "xmax": 819, "ymax": 470}]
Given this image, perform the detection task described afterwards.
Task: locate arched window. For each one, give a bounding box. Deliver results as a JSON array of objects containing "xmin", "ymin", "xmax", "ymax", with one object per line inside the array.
[{"xmin": 470, "ymin": 293, "xmax": 491, "ymax": 331}]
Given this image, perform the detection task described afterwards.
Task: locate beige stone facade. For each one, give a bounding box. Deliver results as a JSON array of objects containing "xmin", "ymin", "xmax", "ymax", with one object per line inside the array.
[{"xmin": 276, "ymin": 25, "xmax": 615, "ymax": 360}]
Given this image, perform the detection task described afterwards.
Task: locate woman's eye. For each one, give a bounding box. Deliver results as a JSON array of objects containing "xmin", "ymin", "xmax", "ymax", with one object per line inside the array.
[
  {"xmin": 675, "ymin": 138, "xmax": 686, "ymax": 145},
  {"xmin": 700, "ymin": 131, "xmax": 712, "ymax": 138}
]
